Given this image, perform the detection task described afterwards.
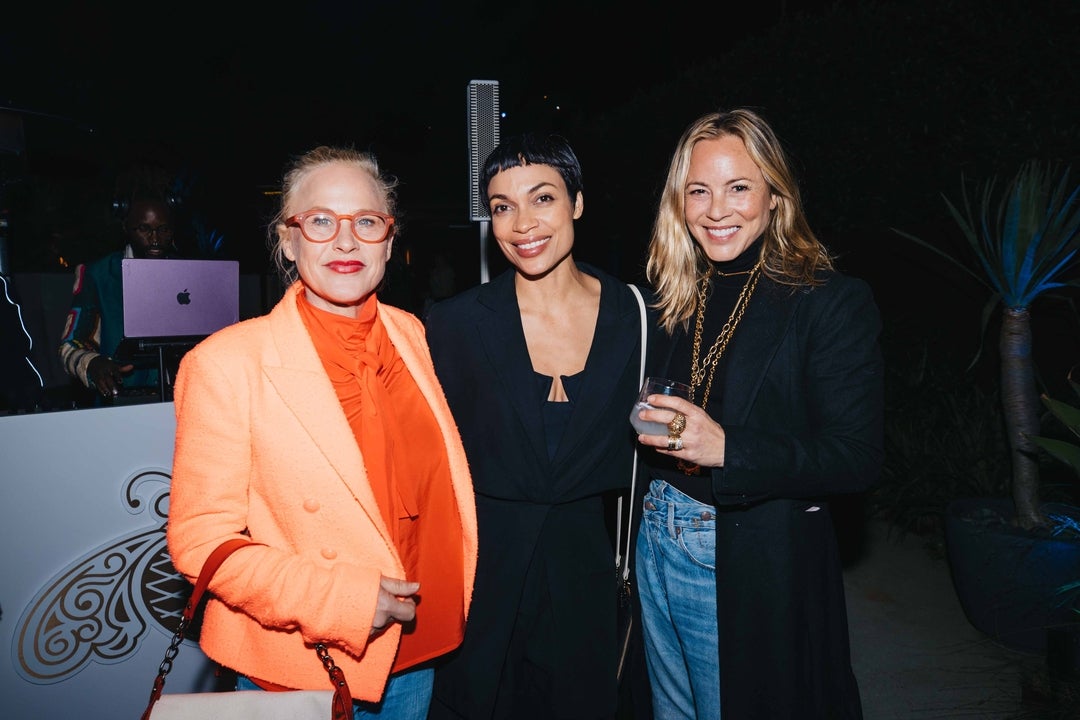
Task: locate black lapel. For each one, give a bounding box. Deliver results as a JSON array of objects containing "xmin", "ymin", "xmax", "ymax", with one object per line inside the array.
[
  {"xmin": 552, "ymin": 272, "xmax": 639, "ymax": 468},
  {"xmin": 475, "ymin": 271, "xmax": 551, "ymax": 467},
  {"xmin": 721, "ymin": 281, "xmax": 804, "ymax": 423}
]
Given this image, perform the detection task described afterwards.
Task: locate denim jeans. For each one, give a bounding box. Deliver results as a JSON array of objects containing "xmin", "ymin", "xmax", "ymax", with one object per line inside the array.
[
  {"xmin": 238, "ymin": 665, "xmax": 434, "ymax": 720},
  {"xmin": 636, "ymin": 479, "xmax": 720, "ymax": 719}
]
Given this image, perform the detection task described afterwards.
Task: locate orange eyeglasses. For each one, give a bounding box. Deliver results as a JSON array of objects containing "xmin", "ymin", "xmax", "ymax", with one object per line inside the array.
[{"xmin": 285, "ymin": 209, "xmax": 395, "ymax": 244}]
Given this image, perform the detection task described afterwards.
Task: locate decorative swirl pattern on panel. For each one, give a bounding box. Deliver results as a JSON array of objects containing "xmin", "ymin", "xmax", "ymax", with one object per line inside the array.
[{"xmin": 13, "ymin": 468, "xmax": 192, "ymax": 684}]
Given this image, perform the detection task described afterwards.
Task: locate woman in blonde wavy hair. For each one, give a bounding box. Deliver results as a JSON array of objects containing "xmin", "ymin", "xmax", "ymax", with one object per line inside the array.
[{"xmin": 631, "ymin": 108, "xmax": 883, "ymax": 719}]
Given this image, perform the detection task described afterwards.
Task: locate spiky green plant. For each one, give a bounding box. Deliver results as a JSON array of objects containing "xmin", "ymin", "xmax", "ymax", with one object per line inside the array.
[
  {"xmin": 1030, "ymin": 365, "xmax": 1080, "ymax": 480},
  {"xmin": 894, "ymin": 161, "xmax": 1080, "ymax": 530},
  {"xmin": 873, "ymin": 342, "xmax": 1009, "ymax": 549}
]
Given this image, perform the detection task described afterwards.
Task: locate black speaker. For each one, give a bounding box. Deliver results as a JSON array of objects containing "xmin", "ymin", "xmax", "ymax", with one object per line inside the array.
[{"xmin": 467, "ymin": 80, "xmax": 500, "ymax": 222}]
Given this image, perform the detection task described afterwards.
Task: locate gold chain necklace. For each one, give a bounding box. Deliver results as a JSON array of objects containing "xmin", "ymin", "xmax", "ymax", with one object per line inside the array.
[{"xmin": 677, "ymin": 258, "xmax": 763, "ymax": 475}]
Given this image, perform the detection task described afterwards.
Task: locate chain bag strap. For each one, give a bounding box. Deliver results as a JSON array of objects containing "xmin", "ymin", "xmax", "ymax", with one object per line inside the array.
[{"xmin": 140, "ymin": 539, "xmax": 353, "ymax": 720}]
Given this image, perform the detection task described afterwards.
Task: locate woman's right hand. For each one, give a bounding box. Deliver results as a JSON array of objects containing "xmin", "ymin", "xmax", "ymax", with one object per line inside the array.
[
  {"xmin": 637, "ymin": 394, "xmax": 728, "ymax": 469},
  {"xmin": 370, "ymin": 576, "xmax": 421, "ymax": 636}
]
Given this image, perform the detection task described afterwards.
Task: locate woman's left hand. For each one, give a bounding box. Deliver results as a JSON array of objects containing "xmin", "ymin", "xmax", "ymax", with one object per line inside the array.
[
  {"xmin": 636, "ymin": 394, "xmax": 727, "ymax": 469},
  {"xmin": 370, "ymin": 576, "xmax": 420, "ymax": 637}
]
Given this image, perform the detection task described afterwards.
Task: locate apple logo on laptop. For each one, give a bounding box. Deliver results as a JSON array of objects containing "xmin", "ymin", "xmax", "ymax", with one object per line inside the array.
[{"xmin": 177, "ymin": 289, "xmax": 191, "ymax": 305}]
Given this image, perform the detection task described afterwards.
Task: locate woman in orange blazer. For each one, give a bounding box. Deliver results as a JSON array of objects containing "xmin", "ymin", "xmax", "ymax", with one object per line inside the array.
[{"xmin": 166, "ymin": 146, "xmax": 477, "ymax": 719}]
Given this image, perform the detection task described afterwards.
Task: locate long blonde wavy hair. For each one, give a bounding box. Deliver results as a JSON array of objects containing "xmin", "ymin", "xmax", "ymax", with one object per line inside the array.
[{"xmin": 645, "ymin": 109, "xmax": 833, "ymax": 334}]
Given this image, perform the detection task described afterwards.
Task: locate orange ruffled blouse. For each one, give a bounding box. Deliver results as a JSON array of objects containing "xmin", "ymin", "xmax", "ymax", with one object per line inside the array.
[{"xmin": 298, "ymin": 291, "xmax": 464, "ymax": 672}]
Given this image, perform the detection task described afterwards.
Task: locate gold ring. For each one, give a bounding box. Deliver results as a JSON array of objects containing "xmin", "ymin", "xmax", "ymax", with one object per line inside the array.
[
  {"xmin": 667, "ymin": 411, "xmax": 686, "ymax": 437},
  {"xmin": 667, "ymin": 436, "xmax": 683, "ymax": 451}
]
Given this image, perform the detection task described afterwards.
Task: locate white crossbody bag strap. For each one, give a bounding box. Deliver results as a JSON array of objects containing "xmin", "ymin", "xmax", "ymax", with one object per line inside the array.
[{"xmin": 616, "ymin": 284, "xmax": 647, "ymax": 581}]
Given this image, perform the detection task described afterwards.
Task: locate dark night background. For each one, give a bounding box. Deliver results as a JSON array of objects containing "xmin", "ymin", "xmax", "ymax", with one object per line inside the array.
[
  {"xmin": 2, "ymin": 0, "xmax": 1079, "ymax": 395},
  {"xmin": 3, "ymin": 4, "xmax": 1080, "ymax": 711}
]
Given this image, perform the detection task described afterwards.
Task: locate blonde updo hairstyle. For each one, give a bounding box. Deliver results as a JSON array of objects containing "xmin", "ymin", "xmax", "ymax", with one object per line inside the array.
[
  {"xmin": 646, "ymin": 108, "xmax": 833, "ymax": 334},
  {"xmin": 268, "ymin": 145, "xmax": 400, "ymax": 286}
]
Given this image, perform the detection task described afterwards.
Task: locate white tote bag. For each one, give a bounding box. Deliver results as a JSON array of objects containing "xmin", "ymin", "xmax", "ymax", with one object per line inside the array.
[
  {"xmin": 139, "ymin": 539, "xmax": 351, "ymax": 720},
  {"xmin": 149, "ymin": 689, "xmax": 336, "ymax": 719}
]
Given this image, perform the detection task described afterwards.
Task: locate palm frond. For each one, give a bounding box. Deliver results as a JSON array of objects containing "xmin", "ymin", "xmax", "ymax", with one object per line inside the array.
[
  {"xmin": 892, "ymin": 224, "xmax": 991, "ymax": 291},
  {"xmin": 897, "ymin": 161, "xmax": 1080, "ymax": 311}
]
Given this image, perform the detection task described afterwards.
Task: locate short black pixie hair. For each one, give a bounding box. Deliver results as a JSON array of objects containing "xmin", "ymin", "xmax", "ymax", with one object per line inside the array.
[{"xmin": 479, "ymin": 132, "xmax": 583, "ymax": 207}]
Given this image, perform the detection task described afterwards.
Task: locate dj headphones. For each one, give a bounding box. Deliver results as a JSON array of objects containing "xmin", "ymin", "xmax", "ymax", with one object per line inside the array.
[
  {"xmin": 110, "ymin": 191, "xmax": 183, "ymax": 221},
  {"xmin": 109, "ymin": 162, "xmax": 185, "ymax": 221}
]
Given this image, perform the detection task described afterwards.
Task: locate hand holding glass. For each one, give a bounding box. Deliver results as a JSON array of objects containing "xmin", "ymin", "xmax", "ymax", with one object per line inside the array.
[{"xmin": 630, "ymin": 377, "xmax": 691, "ymax": 435}]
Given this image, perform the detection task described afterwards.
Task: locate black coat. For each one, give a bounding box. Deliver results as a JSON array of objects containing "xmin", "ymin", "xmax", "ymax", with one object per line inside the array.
[
  {"xmin": 426, "ymin": 264, "xmax": 662, "ymax": 720},
  {"xmin": 656, "ymin": 272, "xmax": 884, "ymax": 720}
]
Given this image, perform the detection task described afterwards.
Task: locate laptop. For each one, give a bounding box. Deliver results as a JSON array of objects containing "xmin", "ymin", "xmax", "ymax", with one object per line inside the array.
[{"xmin": 121, "ymin": 258, "xmax": 240, "ymax": 341}]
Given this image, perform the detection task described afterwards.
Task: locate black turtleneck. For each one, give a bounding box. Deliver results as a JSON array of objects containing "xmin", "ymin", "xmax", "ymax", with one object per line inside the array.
[{"xmin": 650, "ymin": 237, "xmax": 764, "ymax": 503}]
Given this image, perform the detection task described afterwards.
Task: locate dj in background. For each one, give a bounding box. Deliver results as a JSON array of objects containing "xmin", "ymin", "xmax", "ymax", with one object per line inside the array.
[{"xmin": 58, "ymin": 195, "xmax": 179, "ymax": 403}]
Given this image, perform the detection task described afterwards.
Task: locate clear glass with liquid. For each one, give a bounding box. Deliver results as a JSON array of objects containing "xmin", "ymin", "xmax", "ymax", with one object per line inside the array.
[{"xmin": 629, "ymin": 377, "xmax": 691, "ymax": 435}]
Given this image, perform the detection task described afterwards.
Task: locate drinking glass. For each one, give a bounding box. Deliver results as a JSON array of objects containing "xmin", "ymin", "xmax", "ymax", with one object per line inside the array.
[{"xmin": 629, "ymin": 377, "xmax": 691, "ymax": 435}]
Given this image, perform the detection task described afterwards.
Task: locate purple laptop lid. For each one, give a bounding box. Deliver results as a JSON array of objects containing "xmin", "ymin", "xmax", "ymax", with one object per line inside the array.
[{"xmin": 122, "ymin": 258, "xmax": 240, "ymax": 339}]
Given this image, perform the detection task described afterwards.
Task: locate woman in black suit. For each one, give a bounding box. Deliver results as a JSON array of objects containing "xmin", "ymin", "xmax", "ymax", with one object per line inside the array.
[
  {"xmin": 632, "ymin": 108, "xmax": 884, "ymax": 719},
  {"xmin": 425, "ymin": 133, "xmax": 658, "ymax": 719}
]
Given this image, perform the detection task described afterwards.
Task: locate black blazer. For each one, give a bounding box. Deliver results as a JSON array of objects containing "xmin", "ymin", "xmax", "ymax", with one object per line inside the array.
[
  {"xmin": 426, "ymin": 263, "xmax": 662, "ymax": 719},
  {"xmin": 657, "ymin": 271, "xmax": 884, "ymax": 720}
]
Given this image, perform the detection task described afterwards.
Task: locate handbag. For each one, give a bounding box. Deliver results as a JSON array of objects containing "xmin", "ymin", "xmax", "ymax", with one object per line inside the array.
[
  {"xmin": 616, "ymin": 284, "xmax": 648, "ymax": 683},
  {"xmin": 140, "ymin": 538, "xmax": 353, "ymax": 720}
]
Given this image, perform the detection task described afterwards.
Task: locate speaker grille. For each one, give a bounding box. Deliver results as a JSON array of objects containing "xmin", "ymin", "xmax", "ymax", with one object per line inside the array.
[{"xmin": 467, "ymin": 80, "xmax": 500, "ymax": 221}]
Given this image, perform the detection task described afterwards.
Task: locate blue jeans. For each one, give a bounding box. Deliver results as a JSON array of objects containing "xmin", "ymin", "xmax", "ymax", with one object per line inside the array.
[
  {"xmin": 636, "ymin": 479, "xmax": 720, "ymax": 719},
  {"xmin": 237, "ymin": 666, "xmax": 434, "ymax": 720}
]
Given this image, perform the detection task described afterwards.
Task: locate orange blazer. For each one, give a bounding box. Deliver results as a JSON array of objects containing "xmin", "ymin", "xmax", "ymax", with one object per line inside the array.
[{"xmin": 166, "ymin": 281, "xmax": 477, "ymax": 702}]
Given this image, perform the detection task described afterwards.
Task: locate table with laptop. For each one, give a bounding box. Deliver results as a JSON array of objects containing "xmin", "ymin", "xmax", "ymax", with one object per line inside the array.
[
  {"xmin": 0, "ymin": 258, "xmax": 249, "ymax": 714},
  {"xmin": 114, "ymin": 257, "xmax": 240, "ymax": 403}
]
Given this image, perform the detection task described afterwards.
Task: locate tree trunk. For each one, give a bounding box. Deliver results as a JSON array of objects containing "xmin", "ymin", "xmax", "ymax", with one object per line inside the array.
[{"xmin": 999, "ymin": 307, "xmax": 1047, "ymax": 529}]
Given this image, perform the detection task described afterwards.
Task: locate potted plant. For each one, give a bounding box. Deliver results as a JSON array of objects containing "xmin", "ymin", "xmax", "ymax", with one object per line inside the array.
[
  {"xmin": 892, "ymin": 160, "xmax": 1080, "ymax": 652},
  {"xmin": 895, "ymin": 159, "xmax": 1080, "ymax": 529}
]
